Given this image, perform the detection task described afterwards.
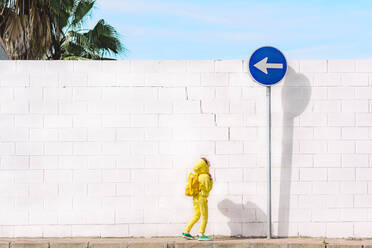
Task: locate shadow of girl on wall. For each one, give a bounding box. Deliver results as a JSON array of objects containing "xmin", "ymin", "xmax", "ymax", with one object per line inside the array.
[{"xmin": 218, "ymin": 199, "xmax": 266, "ymax": 237}]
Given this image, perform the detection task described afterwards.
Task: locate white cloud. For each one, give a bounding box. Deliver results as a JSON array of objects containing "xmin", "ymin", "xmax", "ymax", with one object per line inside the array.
[{"xmin": 96, "ymin": 0, "xmax": 231, "ymax": 25}]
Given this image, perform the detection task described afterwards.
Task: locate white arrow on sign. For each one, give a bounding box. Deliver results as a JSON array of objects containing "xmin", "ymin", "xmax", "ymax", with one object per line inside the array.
[{"xmin": 254, "ymin": 57, "xmax": 283, "ymax": 74}]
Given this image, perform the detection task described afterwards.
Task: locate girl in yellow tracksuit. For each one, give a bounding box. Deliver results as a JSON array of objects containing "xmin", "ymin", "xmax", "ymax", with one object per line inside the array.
[{"xmin": 183, "ymin": 158, "xmax": 213, "ymax": 241}]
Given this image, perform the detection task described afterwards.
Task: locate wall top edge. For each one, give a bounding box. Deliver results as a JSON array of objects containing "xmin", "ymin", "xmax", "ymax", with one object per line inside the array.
[{"xmin": 1, "ymin": 59, "xmax": 372, "ymax": 62}]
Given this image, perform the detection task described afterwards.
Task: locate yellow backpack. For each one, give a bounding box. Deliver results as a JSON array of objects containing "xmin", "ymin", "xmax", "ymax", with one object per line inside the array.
[{"xmin": 185, "ymin": 172, "xmax": 199, "ymax": 197}]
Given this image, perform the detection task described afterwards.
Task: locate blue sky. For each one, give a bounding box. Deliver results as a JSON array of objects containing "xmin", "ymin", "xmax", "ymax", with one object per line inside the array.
[{"xmin": 89, "ymin": 0, "xmax": 372, "ymax": 60}]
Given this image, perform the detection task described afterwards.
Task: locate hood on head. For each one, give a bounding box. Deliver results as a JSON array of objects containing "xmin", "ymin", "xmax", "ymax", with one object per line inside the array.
[{"xmin": 193, "ymin": 158, "xmax": 209, "ymax": 174}]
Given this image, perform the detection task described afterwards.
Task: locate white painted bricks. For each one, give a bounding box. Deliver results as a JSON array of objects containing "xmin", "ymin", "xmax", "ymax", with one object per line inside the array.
[{"xmin": 0, "ymin": 60, "xmax": 372, "ymax": 238}]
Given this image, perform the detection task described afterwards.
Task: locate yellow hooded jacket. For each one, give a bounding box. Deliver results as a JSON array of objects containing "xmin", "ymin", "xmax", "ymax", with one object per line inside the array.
[{"xmin": 193, "ymin": 159, "xmax": 213, "ymax": 198}]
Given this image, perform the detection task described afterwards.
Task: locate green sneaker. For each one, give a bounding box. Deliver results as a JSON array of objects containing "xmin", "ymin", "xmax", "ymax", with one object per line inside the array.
[
  {"xmin": 182, "ymin": 232, "xmax": 194, "ymax": 240},
  {"xmin": 198, "ymin": 235, "xmax": 212, "ymax": 241}
]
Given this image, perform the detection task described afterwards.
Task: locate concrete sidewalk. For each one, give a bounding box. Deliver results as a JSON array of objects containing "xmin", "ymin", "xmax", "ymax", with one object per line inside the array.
[{"xmin": 0, "ymin": 237, "xmax": 371, "ymax": 248}]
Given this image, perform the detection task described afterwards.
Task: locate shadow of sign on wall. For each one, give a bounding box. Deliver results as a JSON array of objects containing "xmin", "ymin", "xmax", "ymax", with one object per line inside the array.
[
  {"xmin": 278, "ymin": 67, "xmax": 312, "ymax": 236},
  {"xmin": 217, "ymin": 67, "xmax": 312, "ymax": 238}
]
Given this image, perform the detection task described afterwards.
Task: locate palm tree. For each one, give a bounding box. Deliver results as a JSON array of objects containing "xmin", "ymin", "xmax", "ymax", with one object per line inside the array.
[
  {"xmin": 0, "ymin": 0, "xmax": 54, "ymax": 59},
  {"xmin": 0, "ymin": 0, "xmax": 125, "ymax": 60}
]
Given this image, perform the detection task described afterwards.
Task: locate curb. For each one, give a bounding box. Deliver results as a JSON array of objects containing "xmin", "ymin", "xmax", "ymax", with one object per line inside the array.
[{"xmin": 0, "ymin": 239, "xmax": 370, "ymax": 248}]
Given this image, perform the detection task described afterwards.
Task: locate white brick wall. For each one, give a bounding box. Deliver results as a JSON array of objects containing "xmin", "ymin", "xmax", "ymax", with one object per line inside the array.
[{"xmin": 0, "ymin": 59, "xmax": 372, "ymax": 238}]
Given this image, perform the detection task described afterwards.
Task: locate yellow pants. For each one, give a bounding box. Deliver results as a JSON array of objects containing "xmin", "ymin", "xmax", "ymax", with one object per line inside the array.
[{"xmin": 185, "ymin": 194, "xmax": 208, "ymax": 234}]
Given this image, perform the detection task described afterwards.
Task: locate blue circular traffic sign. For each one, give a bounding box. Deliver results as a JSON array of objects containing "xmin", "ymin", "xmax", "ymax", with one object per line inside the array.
[{"xmin": 248, "ymin": 46, "xmax": 287, "ymax": 86}]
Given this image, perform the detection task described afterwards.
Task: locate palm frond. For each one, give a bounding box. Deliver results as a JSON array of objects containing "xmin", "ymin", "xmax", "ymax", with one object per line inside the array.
[
  {"xmin": 87, "ymin": 19, "xmax": 124, "ymax": 56},
  {"xmin": 50, "ymin": 0, "xmax": 74, "ymax": 31},
  {"xmin": 71, "ymin": 0, "xmax": 94, "ymax": 28},
  {"xmin": 62, "ymin": 55, "xmax": 90, "ymax": 60},
  {"xmin": 64, "ymin": 30, "xmax": 98, "ymax": 59}
]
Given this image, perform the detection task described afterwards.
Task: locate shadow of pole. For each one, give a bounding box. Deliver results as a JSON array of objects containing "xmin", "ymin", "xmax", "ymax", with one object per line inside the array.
[{"xmin": 277, "ymin": 67, "xmax": 311, "ymax": 236}]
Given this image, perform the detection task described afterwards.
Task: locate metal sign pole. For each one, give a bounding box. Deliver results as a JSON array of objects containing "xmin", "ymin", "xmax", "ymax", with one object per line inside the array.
[
  {"xmin": 248, "ymin": 46, "xmax": 287, "ymax": 239},
  {"xmin": 266, "ymin": 86, "xmax": 272, "ymax": 239}
]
